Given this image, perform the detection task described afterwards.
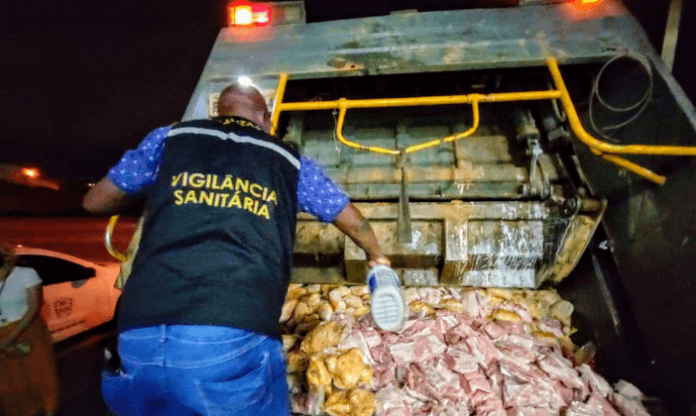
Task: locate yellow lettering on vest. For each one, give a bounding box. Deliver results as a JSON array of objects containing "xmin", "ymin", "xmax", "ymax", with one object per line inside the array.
[
  {"xmin": 229, "ymin": 192, "xmax": 242, "ymax": 208},
  {"xmin": 257, "ymin": 204, "xmax": 270, "ymax": 220},
  {"xmin": 182, "ymin": 172, "xmax": 189, "ymax": 187},
  {"xmin": 174, "ymin": 190, "xmax": 184, "ymax": 205},
  {"xmin": 253, "ymin": 199, "xmax": 259, "ymax": 214},
  {"xmin": 171, "ymin": 173, "xmax": 184, "ymax": 187},
  {"xmin": 267, "ymin": 190, "xmax": 278, "ymax": 205},
  {"xmin": 214, "ymin": 193, "xmax": 221, "ymax": 207},
  {"xmin": 211, "ymin": 175, "xmax": 221, "ymax": 190},
  {"xmin": 184, "ymin": 190, "xmax": 198, "ymax": 204},
  {"xmin": 205, "ymin": 174, "xmax": 212, "ymax": 189},
  {"xmin": 250, "ymin": 183, "xmax": 263, "ymax": 198},
  {"xmin": 219, "ymin": 193, "xmax": 230, "ymax": 206},
  {"xmin": 189, "ymin": 173, "xmax": 205, "ymax": 188},
  {"xmin": 221, "ymin": 175, "xmax": 234, "ymax": 190},
  {"xmin": 200, "ymin": 191, "xmax": 214, "ymax": 206},
  {"xmin": 243, "ymin": 197, "xmax": 254, "ymax": 212},
  {"xmin": 236, "ymin": 178, "xmax": 249, "ymax": 193},
  {"xmin": 262, "ymin": 187, "xmax": 268, "ymax": 200}
]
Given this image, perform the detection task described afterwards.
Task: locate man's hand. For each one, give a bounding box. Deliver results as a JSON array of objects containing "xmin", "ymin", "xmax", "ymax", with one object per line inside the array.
[
  {"xmin": 83, "ymin": 178, "xmax": 131, "ymax": 215},
  {"xmin": 368, "ymin": 256, "xmax": 391, "ymax": 269},
  {"xmin": 332, "ymin": 203, "xmax": 390, "ymax": 268}
]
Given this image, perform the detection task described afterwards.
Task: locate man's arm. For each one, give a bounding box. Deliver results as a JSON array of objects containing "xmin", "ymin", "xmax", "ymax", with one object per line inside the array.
[
  {"xmin": 0, "ymin": 286, "xmax": 41, "ymax": 349},
  {"xmin": 82, "ymin": 178, "xmax": 132, "ymax": 215},
  {"xmin": 332, "ymin": 203, "xmax": 390, "ymax": 268},
  {"xmin": 82, "ymin": 126, "xmax": 171, "ymax": 215},
  {"xmin": 297, "ymin": 156, "xmax": 390, "ymax": 268}
]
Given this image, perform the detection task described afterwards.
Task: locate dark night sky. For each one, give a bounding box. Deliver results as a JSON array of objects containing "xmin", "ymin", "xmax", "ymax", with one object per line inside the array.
[
  {"xmin": 0, "ymin": 0, "xmax": 225, "ymax": 180},
  {"xmin": 1, "ymin": 0, "xmax": 694, "ymax": 182}
]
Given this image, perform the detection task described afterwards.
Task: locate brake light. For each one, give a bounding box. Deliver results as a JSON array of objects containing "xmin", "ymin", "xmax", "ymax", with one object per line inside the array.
[
  {"xmin": 229, "ymin": 2, "xmax": 271, "ymax": 27},
  {"xmin": 572, "ymin": 0, "xmax": 602, "ymax": 10}
]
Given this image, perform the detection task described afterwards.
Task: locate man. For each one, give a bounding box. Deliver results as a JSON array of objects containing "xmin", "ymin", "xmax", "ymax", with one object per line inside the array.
[{"xmin": 83, "ymin": 84, "xmax": 389, "ymax": 416}]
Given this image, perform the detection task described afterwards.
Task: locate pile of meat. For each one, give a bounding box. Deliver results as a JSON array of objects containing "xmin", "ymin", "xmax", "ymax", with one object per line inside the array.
[{"xmin": 280, "ymin": 284, "xmax": 651, "ymax": 416}]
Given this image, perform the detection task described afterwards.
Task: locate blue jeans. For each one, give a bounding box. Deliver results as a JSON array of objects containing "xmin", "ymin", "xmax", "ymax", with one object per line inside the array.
[{"xmin": 102, "ymin": 325, "xmax": 289, "ymax": 416}]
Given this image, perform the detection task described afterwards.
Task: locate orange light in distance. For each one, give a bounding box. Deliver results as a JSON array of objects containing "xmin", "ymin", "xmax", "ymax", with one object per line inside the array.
[
  {"xmin": 229, "ymin": 2, "xmax": 271, "ymax": 26},
  {"xmin": 22, "ymin": 168, "xmax": 38, "ymax": 178}
]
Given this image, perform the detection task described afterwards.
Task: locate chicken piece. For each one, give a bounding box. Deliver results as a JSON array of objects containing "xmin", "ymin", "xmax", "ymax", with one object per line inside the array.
[
  {"xmin": 319, "ymin": 302, "xmax": 334, "ymax": 321},
  {"xmin": 522, "ymin": 296, "xmax": 543, "ymax": 321},
  {"xmin": 359, "ymin": 365, "xmax": 373, "ymax": 386},
  {"xmin": 324, "ymin": 391, "xmax": 352, "ymax": 416},
  {"xmin": 332, "ymin": 349, "xmax": 367, "ymax": 390},
  {"xmin": 322, "ymin": 285, "xmax": 337, "ymax": 296},
  {"xmin": 325, "ymin": 354, "xmax": 338, "ymax": 373},
  {"xmin": 307, "ymin": 355, "xmax": 332, "ymax": 393},
  {"xmin": 409, "ymin": 300, "xmax": 436, "ymax": 316},
  {"xmin": 280, "ymin": 299, "xmax": 298, "ymax": 323},
  {"xmin": 303, "ymin": 293, "xmax": 323, "ymax": 310},
  {"xmin": 346, "ymin": 307, "xmax": 356, "ymax": 316},
  {"xmin": 301, "ymin": 322, "xmax": 345, "ymax": 354},
  {"xmin": 532, "ymin": 331, "xmax": 560, "ymax": 345},
  {"xmin": 293, "ymin": 302, "xmax": 312, "ymax": 321},
  {"xmin": 295, "ymin": 315, "xmax": 322, "ymax": 335},
  {"xmin": 333, "ymin": 300, "xmax": 347, "ymax": 313},
  {"xmin": 487, "ymin": 287, "xmax": 513, "ymax": 300},
  {"xmin": 354, "ymin": 305, "xmax": 370, "ymax": 317},
  {"xmin": 551, "ymin": 300, "xmax": 574, "ymax": 326},
  {"xmin": 345, "ymin": 295, "xmax": 363, "ymax": 309},
  {"xmin": 287, "ymin": 351, "xmax": 308, "ymax": 373},
  {"xmin": 307, "ymin": 284, "xmax": 321, "ymax": 294},
  {"xmin": 491, "ymin": 308, "xmax": 522, "ymax": 323},
  {"xmin": 361, "ymin": 294, "xmax": 370, "ymax": 302},
  {"xmin": 287, "ymin": 286, "xmax": 307, "ymax": 301},
  {"xmin": 282, "ymin": 334, "xmax": 299, "ymax": 352},
  {"xmin": 330, "ymin": 289, "xmax": 348, "ymax": 311},
  {"xmin": 350, "ymin": 286, "xmax": 369, "ymax": 297},
  {"xmin": 438, "ymin": 298, "xmax": 464, "ymax": 312},
  {"xmin": 349, "ymin": 389, "xmax": 376, "ymax": 416}
]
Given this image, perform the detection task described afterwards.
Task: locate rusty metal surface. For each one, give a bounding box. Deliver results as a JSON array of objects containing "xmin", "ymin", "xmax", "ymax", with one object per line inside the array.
[
  {"xmin": 290, "ymin": 200, "xmax": 603, "ymax": 287},
  {"xmin": 182, "ymin": 1, "xmax": 660, "ymax": 121}
]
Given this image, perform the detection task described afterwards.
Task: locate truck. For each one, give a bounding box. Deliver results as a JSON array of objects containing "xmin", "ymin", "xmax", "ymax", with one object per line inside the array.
[{"xmin": 106, "ymin": 1, "xmax": 696, "ymax": 413}]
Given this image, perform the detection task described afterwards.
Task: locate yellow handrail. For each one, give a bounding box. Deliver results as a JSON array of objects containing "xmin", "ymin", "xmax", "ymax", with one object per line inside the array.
[
  {"xmin": 270, "ymin": 72, "xmax": 288, "ymax": 136},
  {"xmin": 547, "ymin": 58, "xmax": 696, "ymax": 157},
  {"xmin": 105, "ymin": 215, "xmax": 127, "ymax": 262},
  {"xmin": 268, "ymin": 58, "xmax": 696, "ymax": 184},
  {"xmin": 405, "ymin": 100, "xmax": 480, "ymax": 154}
]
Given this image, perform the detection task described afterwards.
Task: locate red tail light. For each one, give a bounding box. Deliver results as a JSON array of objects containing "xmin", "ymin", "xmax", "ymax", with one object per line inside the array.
[
  {"xmin": 229, "ymin": 2, "xmax": 271, "ymax": 27},
  {"xmin": 572, "ymin": 0, "xmax": 602, "ymax": 11}
]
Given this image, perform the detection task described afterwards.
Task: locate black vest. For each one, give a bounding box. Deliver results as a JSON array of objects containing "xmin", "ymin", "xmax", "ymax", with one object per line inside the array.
[{"xmin": 118, "ymin": 117, "xmax": 300, "ymax": 340}]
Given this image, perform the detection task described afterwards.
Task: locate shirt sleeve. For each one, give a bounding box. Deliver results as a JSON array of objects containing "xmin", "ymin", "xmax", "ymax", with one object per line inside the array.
[
  {"xmin": 14, "ymin": 267, "xmax": 42, "ymax": 288},
  {"xmin": 297, "ymin": 156, "xmax": 350, "ymax": 223},
  {"xmin": 107, "ymin": 126, "xmax": 171, "ymax": 195}
]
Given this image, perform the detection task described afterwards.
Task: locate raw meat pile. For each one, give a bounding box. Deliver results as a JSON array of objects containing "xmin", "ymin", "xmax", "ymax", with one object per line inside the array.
[{"xmin": 280, "ymin": 284, "xmax": 650, "ymax": 416}]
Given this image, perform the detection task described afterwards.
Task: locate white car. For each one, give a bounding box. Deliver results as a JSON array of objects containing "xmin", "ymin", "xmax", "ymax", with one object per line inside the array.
[{"xmin": 14, "ymin": 247, "xmax": 121, "ymax": 343}]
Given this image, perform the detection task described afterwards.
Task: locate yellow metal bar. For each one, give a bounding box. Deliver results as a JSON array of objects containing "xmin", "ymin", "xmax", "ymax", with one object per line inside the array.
[
  {"xmin": 105, "ymin": 215, "xmax": 127, "ymax": 262},
  {"xmin": 335, "ymin": 101, "xmax": 401, "ymax": 155},
  {"xmin": 270, "ymin": 72, "xmax": 288, "ymax": 136},
  {"xmin": 593, "ymin": 150, "xmax": 667, "ymax": 185},
  {"xmin": 547, "ymin": 58, "xmax": 696, "ymax": 156},
  {"xmin": 278, "ymin": 90, "xmax": 561, "ymax": 112},
  {"xmin": 405, "ymin": 101, "xmax": 480, "ymax": 153}
]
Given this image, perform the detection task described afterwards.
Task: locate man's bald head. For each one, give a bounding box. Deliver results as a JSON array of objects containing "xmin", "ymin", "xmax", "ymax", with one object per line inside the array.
[{"xmin": 217, "ymin": 83, "xmax": 272, "ymax": 133}]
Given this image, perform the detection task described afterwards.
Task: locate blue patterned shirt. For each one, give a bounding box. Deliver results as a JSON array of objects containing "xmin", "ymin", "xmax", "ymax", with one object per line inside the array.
[{"xmin": 107, "ymin": 126, "xmax": 350, "ymax": 223}]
